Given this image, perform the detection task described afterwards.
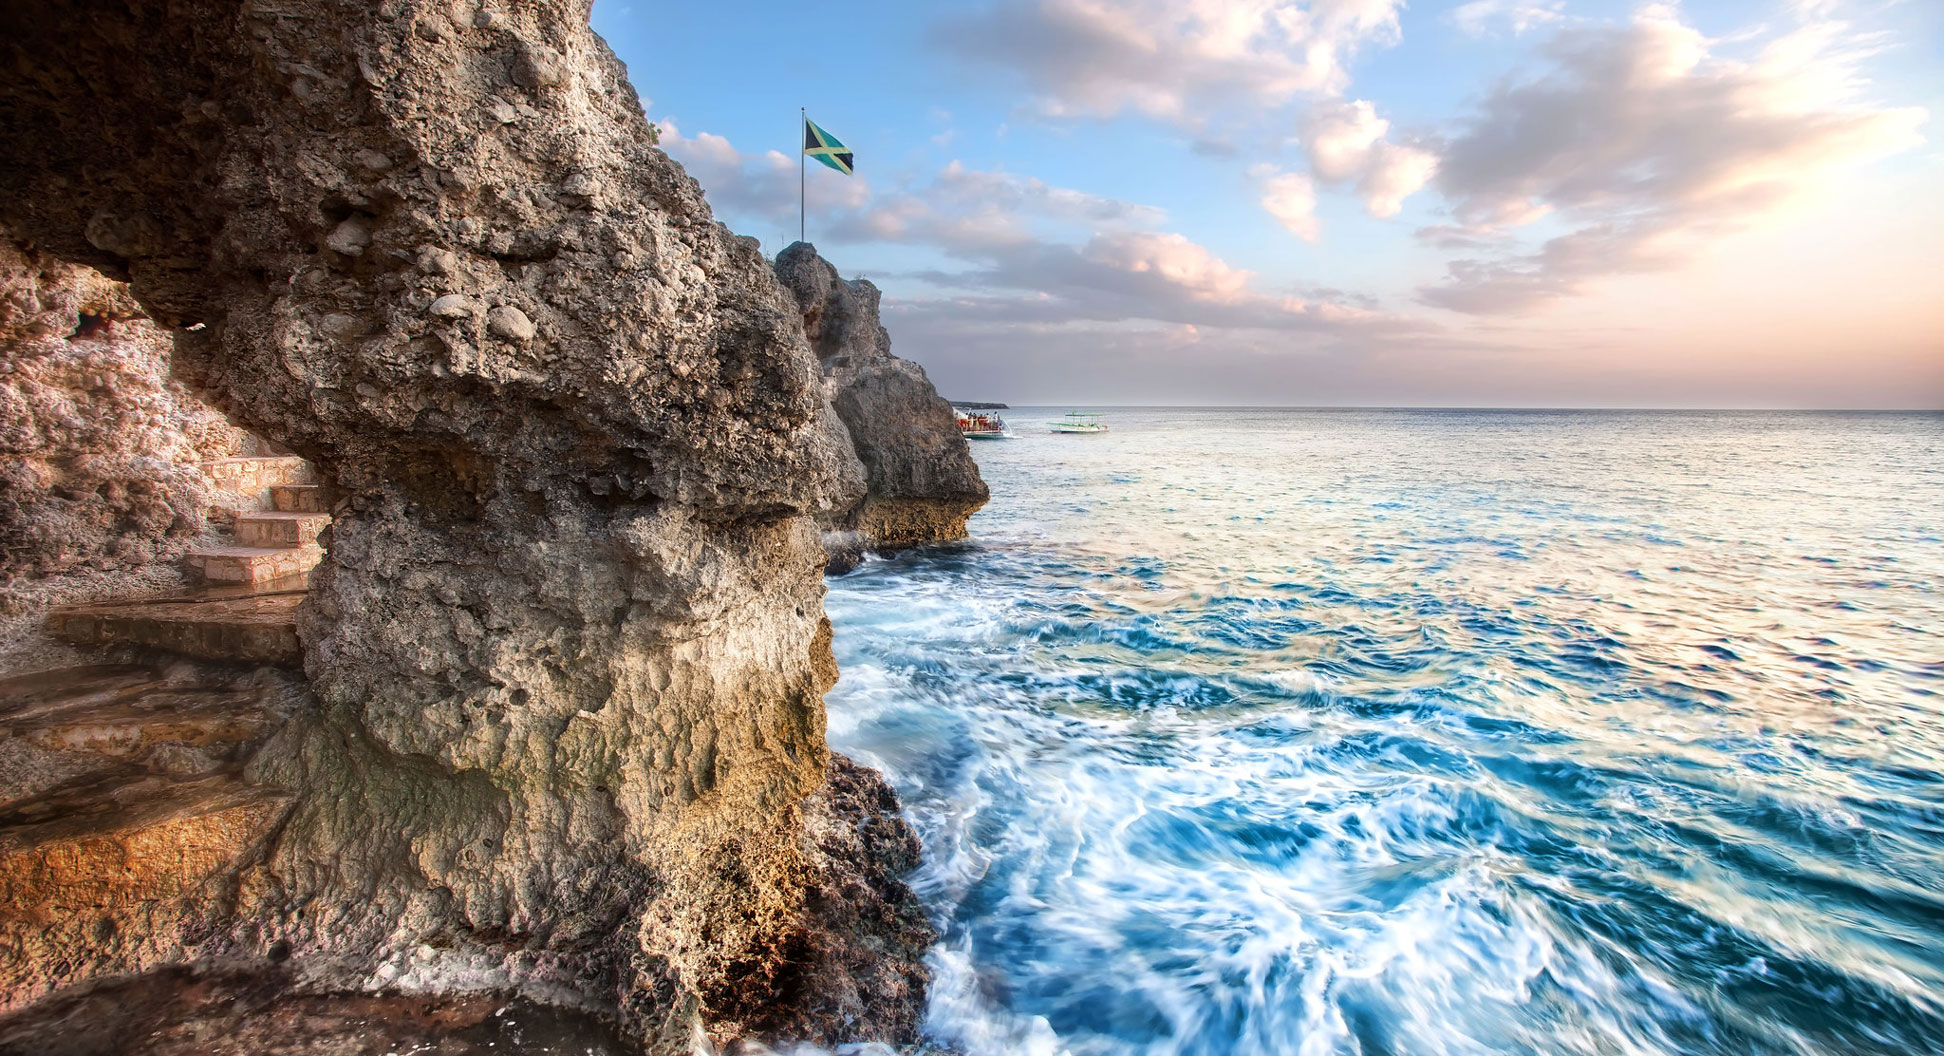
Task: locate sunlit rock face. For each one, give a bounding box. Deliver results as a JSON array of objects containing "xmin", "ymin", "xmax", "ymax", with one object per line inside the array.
[
  {"xmin": 773, "ymin": 242, "xmax": 989, "ymax": 563},
  {"xmin": 0, "ymin": 1, "xmax": 927, "ymax": 1050},
  {"xmin": 0, "ymin": 242, "xmax": 248, "ymax": 586}
]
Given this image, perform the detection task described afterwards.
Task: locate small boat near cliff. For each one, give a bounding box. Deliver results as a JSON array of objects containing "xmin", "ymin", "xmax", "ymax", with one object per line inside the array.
[
  {"xmin": 1050, "ymin": 412, "xmax": 1108, "ymax": 434},
  {"xmin": 956, "ymin": 409, "xmax": 1013, "ymax": 439}
]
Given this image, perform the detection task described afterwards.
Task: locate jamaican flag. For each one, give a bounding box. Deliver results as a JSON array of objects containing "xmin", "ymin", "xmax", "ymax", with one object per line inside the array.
[{"xmin": 803, "ymin": 116, "xmax": 854, "ymax": 175}]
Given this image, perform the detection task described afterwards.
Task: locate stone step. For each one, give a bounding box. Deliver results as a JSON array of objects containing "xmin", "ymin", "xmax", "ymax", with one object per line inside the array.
[
  {"xmin": 199, "ymin": 456, "xmax": 316, "ymax": 494},
  {"xmin": 186, "ymin": 545, "xmax": 324, "ymax": 585},
  {"xmin": 0, "ymin": 771, "xmax": 286, "ymax": 862},
  {"xmin": 269, "ymin": 483, "xmax": 328, "ymax": 513},
  {"xmin": 234, "ymin": 511, "xmax": 330, "ymax": 547},
  {"xmin": 0, "ymin": 656, "xmax": 294, "ymax": 1019},
  {"xmin": 0, "ymin": 662, "xmax": 290, "ymax": 995},
  {"xmin": 0, "ymin": 663, "xmax": 278, "ymax": 811},
  {"xmin": 48, "ymin": 592, "xmax": 304, "ymax": 666},
  {"xmin": 0, "ymin": 665, "xmax": 171, "ymax": 722}
]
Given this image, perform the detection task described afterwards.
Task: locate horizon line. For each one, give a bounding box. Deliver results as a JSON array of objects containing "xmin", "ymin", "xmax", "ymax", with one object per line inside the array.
[{"xmin": 951, "ymin": 403, "xmax": 1944, "ymax": 413}]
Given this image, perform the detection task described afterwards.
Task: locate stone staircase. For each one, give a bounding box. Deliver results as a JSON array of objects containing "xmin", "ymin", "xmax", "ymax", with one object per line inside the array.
[
  {"xmin": 46, "ymin": 456, "xmax": 329, "ymax": 666},
  {"xmin": 187, "ymin": 457, "xmax": 330, "ymax": 585}
]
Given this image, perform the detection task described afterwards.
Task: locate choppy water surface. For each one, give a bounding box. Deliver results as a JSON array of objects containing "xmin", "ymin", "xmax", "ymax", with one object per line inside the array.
[{"xmin": 822, "ymin": 409, "xmax": 1944, "ymax": 1056}]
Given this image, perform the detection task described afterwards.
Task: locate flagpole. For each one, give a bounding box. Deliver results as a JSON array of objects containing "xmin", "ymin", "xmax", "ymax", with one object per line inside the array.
[{"xmin": 799, "ymin": 107, "xmax": 806, "ymax": 244}]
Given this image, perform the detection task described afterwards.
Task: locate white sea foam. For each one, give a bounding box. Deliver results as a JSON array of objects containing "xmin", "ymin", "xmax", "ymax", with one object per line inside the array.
[{"xmin": 824, "ymin": 409, "xmax": 1944, "ymax": 1056}]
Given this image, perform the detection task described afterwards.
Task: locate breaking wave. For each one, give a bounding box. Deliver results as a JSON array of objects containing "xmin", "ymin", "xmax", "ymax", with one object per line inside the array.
[{"xmin": 826, "ymin": 409, "xmax": 1944, "ymax": 1056}]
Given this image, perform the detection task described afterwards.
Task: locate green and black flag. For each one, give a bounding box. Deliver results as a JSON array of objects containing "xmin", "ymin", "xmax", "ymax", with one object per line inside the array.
[{"xmin": 803, "ymin": 116, "xmax": 854, "ymax": 175}]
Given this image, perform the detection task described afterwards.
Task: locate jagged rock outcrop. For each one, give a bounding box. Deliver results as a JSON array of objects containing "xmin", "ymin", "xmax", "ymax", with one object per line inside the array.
[
  {"xmin": 0, "ymin": 241, "xmax": 249, "ymax": 585},
  {"xmin": 787, "ymin": 754, "xmax": 937, "ymax": 1042},
  {"xmin": 773, "ymin": 243, "xmax": 987, "ymax": 566},
  {"xmin": 0, "ymin": 1, "xmax": 927, "ymax": 1052}
]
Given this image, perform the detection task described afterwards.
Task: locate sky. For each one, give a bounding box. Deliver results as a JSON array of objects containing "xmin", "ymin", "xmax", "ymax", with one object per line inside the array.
[{"xmin": 590, "ymin": 0, "xmax": 1943, "ymax": 408}]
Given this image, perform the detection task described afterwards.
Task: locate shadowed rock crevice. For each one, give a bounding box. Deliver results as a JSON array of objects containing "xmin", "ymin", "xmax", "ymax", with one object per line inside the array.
[{"xmin": 0, "ymin": 1, "xmax": 933, "ymax": 1051}]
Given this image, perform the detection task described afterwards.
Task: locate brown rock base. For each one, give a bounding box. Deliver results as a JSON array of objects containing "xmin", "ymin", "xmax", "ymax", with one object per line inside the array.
[
  {"xmin": 703, "ymin": 753, "xmax": 937, "ymax": 1049},
  {"xmin": 0, "ymin": 967, "xmax": 631, "ymax": 1056},
  {"xmin": 791, "ymin": 753, "xmax": 938, "ymax": 1045},
  {"xmin": 854, "ymin": 497, "xmax": 979, "ymax": 549}
]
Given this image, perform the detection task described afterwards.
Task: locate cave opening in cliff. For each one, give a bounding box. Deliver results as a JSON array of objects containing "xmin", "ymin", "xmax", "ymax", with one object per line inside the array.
[
  {"xmin": 71, "ymin": 312, "xmax": 108, "ymax": 339},
  {"xmin": 2, "ymin": 236, "xmax": 331, "ymax": 666}
]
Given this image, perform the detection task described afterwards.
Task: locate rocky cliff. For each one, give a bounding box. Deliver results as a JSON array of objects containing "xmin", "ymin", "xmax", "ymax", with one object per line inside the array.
[
  {"xmin": 773, "ymin": 243, "xmax": 988, "ymax": 568},
  {"xmin": 0, "ymin": 1, "xmax": 930, "ymax": 1051}
]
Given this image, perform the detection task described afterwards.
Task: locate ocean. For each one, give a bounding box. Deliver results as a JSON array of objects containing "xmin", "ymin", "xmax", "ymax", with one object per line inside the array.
[{"xmin": 821, "ymin": 408, "xmax": 1944, "ymax": 1056}]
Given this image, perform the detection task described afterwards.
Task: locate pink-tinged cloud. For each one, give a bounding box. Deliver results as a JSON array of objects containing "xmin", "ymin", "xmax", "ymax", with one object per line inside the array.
[
  {"xmin": 933, "ymin": 0, "xmax": 1404, "ymax": 123},
  {"xmin": 1419, "ymin": 4, "xmax": 1928, "ymax": 315},
  {"xmin": 648, "ymin": 129, "xmax": 1416, "ymax": 339},
  {"xmin": 1255, "ymin": 169, "xmax": 1320, "ymax": 242},
  {"xmin": 1449, "ymin": 0, "xmax": 1564, "ymax": 38},
  {"xmin": 1300, "ymin": 100, "xmax": 1437, "ymax": 218}
]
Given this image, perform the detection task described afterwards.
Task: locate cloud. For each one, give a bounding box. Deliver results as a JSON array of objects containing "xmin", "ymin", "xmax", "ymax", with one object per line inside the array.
[
  {"xmin": 1419, "ymin": 4, "xmax": 1928, "ymax": 314},
  {"xmin": 933, "ymin": 0, "xmax": 1404, "ymax": 124},
  {"xmin": 653, "ymin": 124, "xmax": 1424, "ymax": 361},
  {"xmin": 1304, "ymin": 99, "xmax": 1387, "ymax": 183},
  {"xmin": 658, "ymin": 119, "xmax": 1174, "ymax": 256},
  {"xmin": 655, "ymin": 120, "xmax": 870, "ymax": 223},
  {"xmin": 1413, "ymin": 223, "xmax": 1516, "ymax": 251},
  {"xmin": 895, "ymin": 228, "xmax": 1420, "ymax": 338},
  {"xmin": 935, "ymin": 2, "xmax": 1433, "ymax": 235},
  {"xmin": 1360, "ymin": 141, "xmax": 1440, "ymax": 217},
  {"xmin": 933, "ymin": 161, "xmax": 1168, "ymax": 227},
  {"xmin": 886, "ymin": 305, "xmax": 1490, "ymax": 408},
  {"xmin": 1449, "ymin": 0, "xmax": 1564, "ymax": 38},
  {"xmin": 814, "ymin": 159, "xmax": 1169, "ymax": 255},
  {"xmin": 1255, "ymin": 169, "xmax": 1320, "ymax": 241},
  {"xmin": 836, "ymin": 166, "xmax": 1417, "ymax": 335},
  {"xmin": 928, "ymin": 106, "xmax": 959, "ymax": 147},
  {"xmin": 1300, "ymin": 99, "xmax": 1437, "ymax": 218}
]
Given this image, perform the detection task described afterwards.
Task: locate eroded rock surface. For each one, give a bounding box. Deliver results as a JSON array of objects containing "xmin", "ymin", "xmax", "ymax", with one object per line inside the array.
[
  {"xmin": 0, "ymin": 1, "xmax": 929, "ymax": 1051},
  {"xmin": 0, "ymin": 241, "xmax": 247, "ymax": 585},
  {"xmin": 773, "ymin": 243, "xmax": 988, "ymax": 565},
  {"xmin": 787, "ymin": 754, "xmax": 937, "ymax": 1043}
]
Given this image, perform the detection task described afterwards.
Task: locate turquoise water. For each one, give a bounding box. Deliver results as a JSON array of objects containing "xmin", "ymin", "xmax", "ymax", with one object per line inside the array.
[{"xmin": 822, "ymin": 409, "xmax": 1944, "ymax": 1056}]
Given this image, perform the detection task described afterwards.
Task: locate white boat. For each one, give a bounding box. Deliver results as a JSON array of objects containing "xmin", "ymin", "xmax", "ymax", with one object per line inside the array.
[
  {"xmin": 956, "ymin": 409, "xmax": 1013, "ymax": 439},
  {"xmin": 1050, "ymin": 412, "xmax": 1108, "ymax": 434}
]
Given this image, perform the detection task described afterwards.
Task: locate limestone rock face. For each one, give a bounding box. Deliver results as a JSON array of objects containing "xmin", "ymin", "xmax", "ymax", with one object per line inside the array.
[
  {"xmin": 0, "ymin": 1, "xmax": 926, "ymax": 1051},
  {"xmin": 773, "ymin": 243, "xmax": 988, "ymax": 559},
  {"xmin": 0, "ymin": 242, "xmax": 247, "ymax": 584}
]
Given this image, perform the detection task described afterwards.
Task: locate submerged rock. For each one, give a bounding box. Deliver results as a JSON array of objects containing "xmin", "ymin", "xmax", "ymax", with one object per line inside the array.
[
  {"xmin": 773, "ymin": 243, "xmax": 989, "ymax": 568},
  {"xmin": 0, "ymin": 1, "xmax": 930, "ymax": 1051}
]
